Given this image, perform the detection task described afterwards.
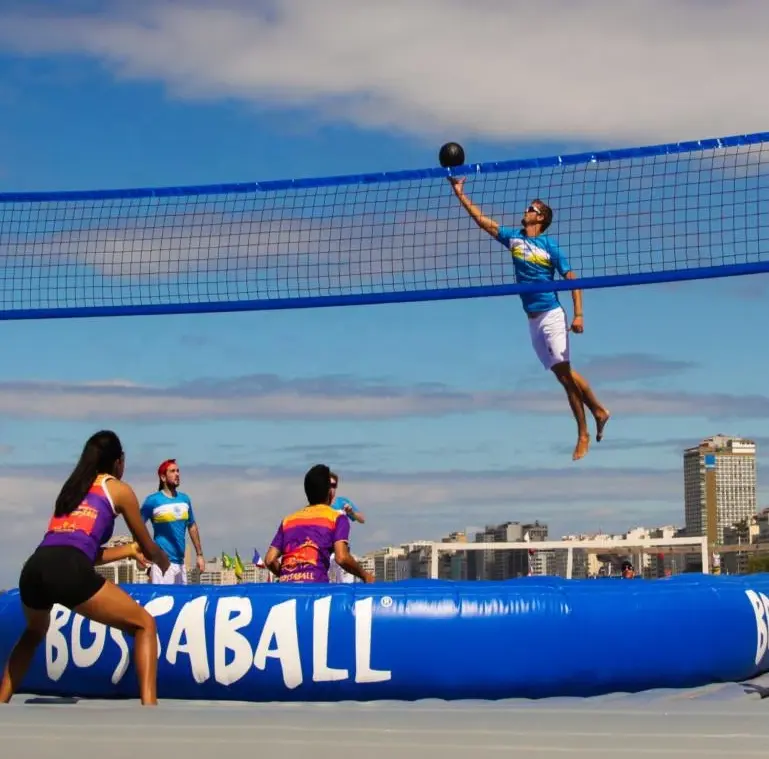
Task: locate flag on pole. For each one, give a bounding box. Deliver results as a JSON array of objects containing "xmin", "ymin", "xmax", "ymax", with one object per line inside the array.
[{"xmin": 234, "ymin": 551, "xmax": 245, "ymax": 580}]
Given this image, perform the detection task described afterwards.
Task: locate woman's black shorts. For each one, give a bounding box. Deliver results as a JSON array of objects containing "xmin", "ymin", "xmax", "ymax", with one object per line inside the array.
[{"xmin": 19, "ymin": 545, "xmax": 106, "ymax": 611}]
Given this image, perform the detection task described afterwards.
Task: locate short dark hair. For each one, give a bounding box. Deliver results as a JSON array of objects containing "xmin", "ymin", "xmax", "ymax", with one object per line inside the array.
[
  {"xmin": 330, "ymin": 471, "xmax": 339, "ymax": 485},
  {"xmin": 533, "ymin": 199, "xmax": 553, "ymax": 231},
  {"xmin": 304, "ymin": 464, "xmax": 331, "ymax": 504}
]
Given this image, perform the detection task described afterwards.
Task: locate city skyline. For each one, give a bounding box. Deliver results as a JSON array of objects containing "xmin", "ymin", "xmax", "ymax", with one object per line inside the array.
[
  {"xmin": 0, "ymin": 430, "xmax": 764, "ymax": 588},
  {"xmin": 91, "ymin": 435, "xmax": 760, "ymax": 587}
]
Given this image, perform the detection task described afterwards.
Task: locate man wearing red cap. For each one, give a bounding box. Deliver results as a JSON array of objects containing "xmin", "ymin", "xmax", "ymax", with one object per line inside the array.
[{"xmin": 140, "ymin": 459, "xmax": 205, "ymax": 584}]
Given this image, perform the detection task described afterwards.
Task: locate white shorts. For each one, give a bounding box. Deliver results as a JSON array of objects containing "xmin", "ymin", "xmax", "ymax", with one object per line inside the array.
[
  {"xmin": 329, "ymin": 556, "xmax": 356, "ymax": 584},
  {"xmin": 528, "ymin": 307, "xmax": 570, "ymax": 370},
  {"xmin": 149, "ymin": 562, "xmax": 187, "ymax": 585}
]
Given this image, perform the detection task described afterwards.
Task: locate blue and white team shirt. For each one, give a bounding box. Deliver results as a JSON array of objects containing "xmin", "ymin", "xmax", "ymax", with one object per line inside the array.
[
  {"xmin": 496, "ymin": 227, "xmax": 572, "ymax": 315},
  {"xmin": 332, "ymin": 496, "xmax": 360, "ymax": 522},
  {"xmin": 140, "ymin": 490, "xmax": 195, "ymax": 565}
]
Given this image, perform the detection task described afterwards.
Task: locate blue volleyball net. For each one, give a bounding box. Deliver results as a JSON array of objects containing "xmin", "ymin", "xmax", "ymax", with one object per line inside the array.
[{"xmin": 1, "ymin": 131, "xmax": 769, "ymax": 320}]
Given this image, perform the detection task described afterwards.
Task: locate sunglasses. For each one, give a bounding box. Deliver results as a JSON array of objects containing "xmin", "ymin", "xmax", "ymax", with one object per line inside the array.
[
  {"xmin": 330, "ymin": 483, "xmax": 338, "ymax": 489},
  {"xmin": 526, "ymin": 205, "xmax": 543, "ymax": 215}
]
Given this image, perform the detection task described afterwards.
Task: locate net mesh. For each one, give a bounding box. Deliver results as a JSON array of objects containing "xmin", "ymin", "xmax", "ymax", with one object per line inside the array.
[{"xmin": 1, "ymin": 132, "xmax": 768, "ymax": 319}]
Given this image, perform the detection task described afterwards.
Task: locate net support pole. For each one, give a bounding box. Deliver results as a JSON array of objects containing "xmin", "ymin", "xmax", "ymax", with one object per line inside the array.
[
  {"xmin": 430, "ymin": 544, "xmax": 439, "ymax": 579},
  {"xmin": 701, "ymin": 537, "xmax": 710, "ymax": 574}
]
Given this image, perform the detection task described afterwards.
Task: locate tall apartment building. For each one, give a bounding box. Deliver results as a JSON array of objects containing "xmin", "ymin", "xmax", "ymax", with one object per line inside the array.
[{"xmin": 683, "ymin": 434, "xmax": 757, "ymax": 545}]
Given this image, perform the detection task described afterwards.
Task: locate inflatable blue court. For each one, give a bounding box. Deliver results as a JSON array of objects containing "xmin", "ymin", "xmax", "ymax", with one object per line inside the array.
[{"xmin": 2, "ymin": 575, "xmax": 769, "ymax": 702}]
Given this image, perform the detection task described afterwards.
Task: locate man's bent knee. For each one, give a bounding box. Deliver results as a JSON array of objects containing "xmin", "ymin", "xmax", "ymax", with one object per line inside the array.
[{"xmin": 550, "ymin": 361, "xmax": 573, "ymax": 381}]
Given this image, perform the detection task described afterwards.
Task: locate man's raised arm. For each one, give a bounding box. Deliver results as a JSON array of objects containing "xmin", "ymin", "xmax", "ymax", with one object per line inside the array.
[{"xmin": 449, "ymin": 177, "xmax": 500, "ymax": 239}]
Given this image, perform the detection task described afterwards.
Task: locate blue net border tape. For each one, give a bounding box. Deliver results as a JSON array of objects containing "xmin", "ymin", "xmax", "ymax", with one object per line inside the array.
[
  {"xmin": 3, "ymin": 131, "xmax": 768, "ymax": 204},
  {"xmin": 3, "ymin": 260, "xmax": 767, "ymax": 322}
]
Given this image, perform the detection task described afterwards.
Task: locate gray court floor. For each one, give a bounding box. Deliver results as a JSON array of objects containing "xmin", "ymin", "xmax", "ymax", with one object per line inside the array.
[{"xmin": 3, "ymin": 677, "xmax": 769, "ymax": 758}]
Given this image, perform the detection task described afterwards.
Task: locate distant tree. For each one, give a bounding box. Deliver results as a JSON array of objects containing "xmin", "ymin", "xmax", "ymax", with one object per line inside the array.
[{"xmin": 746, "ymin": 554, "xmax": 769, "ymax": 574}]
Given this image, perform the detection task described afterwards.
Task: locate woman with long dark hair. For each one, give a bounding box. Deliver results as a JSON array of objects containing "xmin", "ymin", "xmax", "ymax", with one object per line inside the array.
[{"xmin": 0, "ymin": 430, "xmax": 170, "ymax": 706}]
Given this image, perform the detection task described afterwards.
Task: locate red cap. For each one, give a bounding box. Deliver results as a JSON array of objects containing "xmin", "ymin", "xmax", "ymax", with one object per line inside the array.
[{"xmin": 157, "ymin": 459, "xmax": 176, "ymax": 478}]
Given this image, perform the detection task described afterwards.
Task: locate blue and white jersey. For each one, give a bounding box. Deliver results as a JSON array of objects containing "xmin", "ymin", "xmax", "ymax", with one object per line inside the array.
[
  {"xmin": 496, "ymin": 226, "xmax": 572, "ymax": 314},
  {"xmin": 332, "ymin": 496, "xmax": 360, "ymax": 522},
  {"xmin": 140, "ymin": 490, "xmax": 195, "ymax": 565}
]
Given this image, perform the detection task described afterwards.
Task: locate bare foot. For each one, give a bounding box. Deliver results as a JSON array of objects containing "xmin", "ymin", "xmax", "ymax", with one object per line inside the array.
[
  {"xmin": 595, "ymin": 409, "xmax": 611, "ymax": 442},
  {"xmin": 573, "ymin": 435, "xmax": 590, "ymax": 461}
]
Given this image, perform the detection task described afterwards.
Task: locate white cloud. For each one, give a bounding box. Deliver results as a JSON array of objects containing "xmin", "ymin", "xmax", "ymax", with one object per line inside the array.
[
  {"xmin": 0, "ymin": 0, "xmax": 767, "ymax": 145},
  {"xmin": 0, "ymin": 373, "xmax": 766, "ymax": 422},
  {"xmin": 1, "ymin": 209, "xmax": 480, "ymax": 290}
]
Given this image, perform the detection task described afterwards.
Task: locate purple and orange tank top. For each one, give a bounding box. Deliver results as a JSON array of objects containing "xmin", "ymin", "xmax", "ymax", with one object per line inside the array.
[{"xmin": 39, "ymin": 474, "xmax": 118, "ymax": 563}]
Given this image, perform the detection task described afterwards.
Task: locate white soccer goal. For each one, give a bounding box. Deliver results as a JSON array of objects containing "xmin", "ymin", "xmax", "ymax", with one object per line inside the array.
[{"xmin": 428, "ymin": 536, "xmax": 710, "ymax": 580}]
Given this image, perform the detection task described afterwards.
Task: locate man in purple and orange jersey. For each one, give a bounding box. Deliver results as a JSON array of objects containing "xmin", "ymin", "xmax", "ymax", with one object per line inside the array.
[{"xmin": 264, "ymin": 464, "xmax": 373, "ymax": 584}]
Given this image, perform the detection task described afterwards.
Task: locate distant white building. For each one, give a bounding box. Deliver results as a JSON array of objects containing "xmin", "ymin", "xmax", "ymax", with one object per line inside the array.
[{"xmin": 94, "ymin": 535, "xmax": 149, "ymax": 585}]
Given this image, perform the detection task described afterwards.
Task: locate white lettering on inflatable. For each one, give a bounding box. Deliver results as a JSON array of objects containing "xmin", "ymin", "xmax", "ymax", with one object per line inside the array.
[
  {"xmin": 745, "ymin": 589, "xmax": 769, "ymax": 665},
  {"xmin": 71, "ymin": 616, "xmax": 106, "ymax": 669},
  {"xmin": 253, "ymin": 599, "xmax": 302, "ymax": 689},
  {"xmin": 42, "ymin": 593, "xmax": 392, "ymax": 690},
  {"xmin": 109, "ymin": 627, "xmax": 130, "ymax": 685},
  {"xmin": 214, "ymin": 596, "xmax": 253, "ymax": 686},
  {"xmin": 45, "ymin": 605, "xmax": 71, "ymax": 682},
  {"xmin": 144, "ymin": 594, "xmax": 176, "ymax": 659},
  {"xmin": 166, "ymin": 596, "xmax": 210, "ymax": 683},
  {"xmin": 354, "ymin": 597, "xmax": 391, "ymax": 683},
  {"xmin": 313, "ymin": 596, "xmax": 348, "ymax": 682}
]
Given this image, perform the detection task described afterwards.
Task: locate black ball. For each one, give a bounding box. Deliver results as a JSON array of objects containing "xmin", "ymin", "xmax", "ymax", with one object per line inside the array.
[{"xmin": 438, "ymin": 142, "xmax": 465, "ymax": 168}]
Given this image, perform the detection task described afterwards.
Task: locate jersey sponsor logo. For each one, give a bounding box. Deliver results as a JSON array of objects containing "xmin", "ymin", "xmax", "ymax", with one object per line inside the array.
[
  {"xmin": 510, "ymin": 241, "xmax": 552, "ymax": 268},
  {"xmin": 282, "ymin": 539, "xmax": 320, "ymax": 571},
  {"xmin": 47, "ymin": 504, "xmax": 98, "ymax": 536},
  {"xmin": 151, "ymin": 502, "xmax": 189, "ymax": 523}
]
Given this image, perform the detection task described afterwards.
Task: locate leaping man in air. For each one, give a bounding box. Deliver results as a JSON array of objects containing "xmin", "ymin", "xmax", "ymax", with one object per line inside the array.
[{"xmin": 449, "ymin": 177, "xmax": 610, "ymax": 461}]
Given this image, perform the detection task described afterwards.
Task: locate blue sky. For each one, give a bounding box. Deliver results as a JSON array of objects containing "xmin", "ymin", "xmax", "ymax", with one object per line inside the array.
[{"xmin": 0, "ymin": 0, "xmax": 768, "ymax": 585}]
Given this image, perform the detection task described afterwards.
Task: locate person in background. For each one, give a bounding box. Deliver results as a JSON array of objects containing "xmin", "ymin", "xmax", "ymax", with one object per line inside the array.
[
  {"xmin": 330, "ymin": 471, "xmax": 366, "ymax": 524},
  {"xmin": 621, "ymin": 559, "xmax": 636, "ymax": 579},
  {"xmin": 329, "ymin": 471, "xmax": 365, "ymax": 582},
  {"xmin": 264, "ymin": 464, "xmax": 373, "ymax": 584},
  {"xmin": 141, "ymin": 459, "xmax": 205, "ymax": 584}
]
